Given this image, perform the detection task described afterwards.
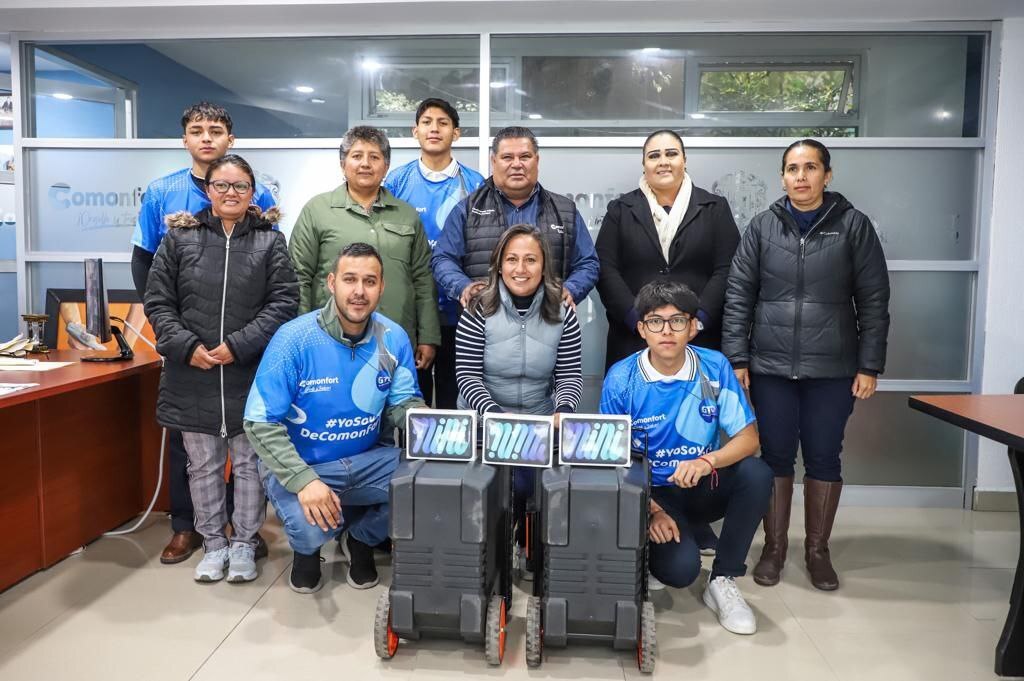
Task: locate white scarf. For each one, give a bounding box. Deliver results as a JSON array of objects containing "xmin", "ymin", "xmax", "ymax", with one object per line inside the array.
[{"xmin": 639, "ymin": 172, "xmax": 693, "ymax": 263}]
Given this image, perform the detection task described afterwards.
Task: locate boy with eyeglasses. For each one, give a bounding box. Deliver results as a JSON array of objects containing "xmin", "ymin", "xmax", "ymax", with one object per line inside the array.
[
  {"xmin": 131, "ymin": 102, "xmax": 276, "ymax": 566},
  {"xmin": 600, "ymin": 280, "xmax": 771, "ymax": 635}
]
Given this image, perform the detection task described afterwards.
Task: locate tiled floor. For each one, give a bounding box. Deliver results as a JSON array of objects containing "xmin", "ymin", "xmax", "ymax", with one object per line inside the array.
[{"xmin": 0, "ymin": 506, "xmax": 1018, "ymax": 681}]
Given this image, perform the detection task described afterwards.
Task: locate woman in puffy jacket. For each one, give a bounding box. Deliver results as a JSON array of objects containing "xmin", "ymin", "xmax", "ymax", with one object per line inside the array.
[
  {"xmin": 722, "ymin": 139, "xmax": 890, "ymax": 592},
  {"xmin": 145, "ymin": 154, "xmax": 298, "ymax": 585}
]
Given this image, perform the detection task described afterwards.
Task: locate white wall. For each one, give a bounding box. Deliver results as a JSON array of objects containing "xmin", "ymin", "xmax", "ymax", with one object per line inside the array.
[{"xmin": 977, "ymin": 17, "xmax": 1024, "ymax": 493}]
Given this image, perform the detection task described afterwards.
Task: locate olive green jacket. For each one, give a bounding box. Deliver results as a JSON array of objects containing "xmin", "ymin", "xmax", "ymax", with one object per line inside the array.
[{"xmin": 288, "ymin": 184, "xmax": 441, "ymax": 346}]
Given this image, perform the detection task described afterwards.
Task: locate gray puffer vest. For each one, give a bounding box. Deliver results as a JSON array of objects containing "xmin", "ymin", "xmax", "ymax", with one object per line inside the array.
[{"xmin": 458, "ymin": 282, "xmax": 566, "ymax": 415}]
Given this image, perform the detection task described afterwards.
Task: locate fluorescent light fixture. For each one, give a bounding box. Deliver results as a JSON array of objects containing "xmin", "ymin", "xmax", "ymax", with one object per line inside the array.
[
  {"xmin": 936, "ymin": 109, "xmax": 953, "ymax": 120},
  {"xmin": 490, "ymin": 81, "xmax": 508, "ymax": 88},
  {"xmin": 53, "ymin": 92, "xmax": 74, "ymax": 100},
  {"xmin": 690, "ymin": 113, "xmax": 707, "ymax": 119},
  {"xmin": 641, "ymin": 47, "xmax": 662, "ymax": 54},
  {"xmin": 527, "ymin": 113, "xmax": 543, "ymax": 120},
  {"xmin": 295, "ymin": 85, "xmax": 315, "ymax": 94},
  {"xmin": 362, "ymin": 59, "xmax": 382, "ymax": 71},
  {"xmin": 310, "ymin": 97, "xmax": 326, "ymax": 104}
]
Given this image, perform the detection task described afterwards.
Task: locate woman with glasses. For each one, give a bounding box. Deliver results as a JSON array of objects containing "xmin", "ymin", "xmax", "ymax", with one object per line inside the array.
[
  {"xmin": 596, "ymin": 129, "xmax": 741, "ymax": 557},
  {"xmin": 145, "ymin": 154, "xmax": 298, "ymax": 584},
  {"xmin": 722, "ymin": 139, "xmax": 890, "ymax": 591},
  {"xmin": 454, "ymin": 224, "xmax": 583, "ymax": 580}
]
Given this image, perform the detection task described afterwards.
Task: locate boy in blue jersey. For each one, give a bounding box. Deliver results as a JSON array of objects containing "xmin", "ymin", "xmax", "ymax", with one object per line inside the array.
[
  {"xmin": 131, "ymin": 102, "xmax": 277, "ymax": 566},
  {"xmin": 244, "ymin": 243, "xmax": 426, "ymax": 593},
  {"xmin": 384, "ymin": 98, "xmax": 484, "ymax": 408},
  {"xmin": 600, "ymin": 280, "xmax": 772, "ymax": 635}
]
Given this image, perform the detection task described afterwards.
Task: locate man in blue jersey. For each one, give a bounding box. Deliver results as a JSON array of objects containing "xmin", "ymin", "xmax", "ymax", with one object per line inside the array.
[
  {"xmin": 384, "ymin": 98, "xmax": 484, "ymax": 408},
  {"xmin": 131, "ymin": 102, "xmax": 276, "ymax": 565},
  {"xmin": 600, "ymin": 280, "xmax": 771, "ymax": 635},
  {"xmin": 244, "ymin": 243, "xmax": 426, "ymax": 593}
]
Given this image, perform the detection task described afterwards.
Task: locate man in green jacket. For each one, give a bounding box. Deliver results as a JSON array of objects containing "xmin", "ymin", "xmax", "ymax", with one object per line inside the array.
[{"xmin": 289, "ymin": 125, "xmax": 440, "ymax": 376}]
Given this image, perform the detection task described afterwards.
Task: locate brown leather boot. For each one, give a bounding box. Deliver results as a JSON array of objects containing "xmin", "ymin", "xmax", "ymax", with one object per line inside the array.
[
  {"xmin": 160, "ymin": 530, "xmax": 203, "ymax": 565},
  {"xmin": 752, "ymin": 476, "xmax": 794, "ymax": 586},
  {"xmin": 804, "ymin": 478, "xmax": 842, "ymax": 591}
]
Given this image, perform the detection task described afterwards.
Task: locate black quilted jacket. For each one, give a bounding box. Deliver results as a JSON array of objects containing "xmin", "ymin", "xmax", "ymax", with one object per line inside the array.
[
  {"xmin": 144, "ymin": 207, "xmax": 298, "ymax": 436},
  {"xmin": 722, "ymin": 192, "xmax": 890, "ymax": 380}
]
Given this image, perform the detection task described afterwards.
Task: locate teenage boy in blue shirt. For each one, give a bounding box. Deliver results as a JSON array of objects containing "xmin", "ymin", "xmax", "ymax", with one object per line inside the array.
[
  {"xmin": 601, "ymin": 280, "xmax": 772, "ymax": 635},
  {"xmin": 384, "ymin": 98, "xmax": 484, "ymax": 408},
  {"xmin": 131, "ymin": 101, "xmax": 277, "ymax": 566},
  {"xmin": 244, "ymin": 243, "xmax": 426, "ymax": 593}
]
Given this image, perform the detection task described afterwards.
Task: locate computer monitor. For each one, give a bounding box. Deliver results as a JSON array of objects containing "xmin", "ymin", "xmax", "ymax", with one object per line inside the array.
[
  {"xmin": 482, "ymin": 413, "xmax": 554, "ymax": 468},
  {"xmin": 81, "ymin": 257, "xmax": 133, "ymax": 362},
  {"xmin": 405, "ymin": 409, "xmax": 477, "ymax": 462},
  {"xmin": 559, "ymin": 414, "xmax": 632, "ymax": 467}
]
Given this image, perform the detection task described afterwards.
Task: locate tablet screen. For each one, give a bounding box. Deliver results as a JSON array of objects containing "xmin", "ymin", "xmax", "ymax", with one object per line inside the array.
[
  {"xmin": 405, "ymin": 409, "xmax": 477, "ymax": 462},
  {"xmin": 559, "ymin": 414, "xmax": 632, "ymax": 467},
  {"xmin": 482, "ymin": 414, "xmax": 554, "ymax": 468}
]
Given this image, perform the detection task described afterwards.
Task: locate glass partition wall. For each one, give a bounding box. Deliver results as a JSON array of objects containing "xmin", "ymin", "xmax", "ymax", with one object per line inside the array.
[{"xmin": 11, "ymin": 30, "xmax": 992, "ymax": 498}]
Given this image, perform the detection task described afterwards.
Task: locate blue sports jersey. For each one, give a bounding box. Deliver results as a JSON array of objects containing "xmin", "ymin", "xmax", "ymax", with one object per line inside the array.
[
  {"xmin": 131, "ymin": 167, "xmax": 277, "ymax": 253},
  {"xmin": 600, "ymin": 345, "xmax": 756, "ymax": 487},
  {"xmin": 384, "ymin": 160, "xmax": 484, "ymax": 324},
  {"xmin": 243, "ymin": 310, "xmax": 422, "ymax": 464}
]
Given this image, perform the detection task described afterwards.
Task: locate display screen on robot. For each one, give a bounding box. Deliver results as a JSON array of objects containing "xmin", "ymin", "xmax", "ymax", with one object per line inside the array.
[
  {"xmin": 559, "ymin": 414, "xmax": 632, "ymax": 467},
  {"xmin": 482, "ymin": 413, "xmax": 554, "ymax": 468},
  {"xmin": 405, "ymin": 409, "xmax": 477, "ymax": 462}
]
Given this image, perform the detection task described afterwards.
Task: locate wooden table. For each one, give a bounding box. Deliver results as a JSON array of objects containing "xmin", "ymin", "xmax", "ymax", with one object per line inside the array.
[
  {"xmin": 909, "ymin": 394, "xmax": 1024, "ymax": 677},
  {"xmin": 0, "ymin": 350, "xmax": 166, "ymax": 592}
]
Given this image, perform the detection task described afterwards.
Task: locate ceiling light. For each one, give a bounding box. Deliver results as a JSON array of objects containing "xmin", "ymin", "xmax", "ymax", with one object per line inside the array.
[
  {"xmin": 310, "ymin": 98, "xmax": 326, "ymax": 104},
  {"xmin": 295, "ymin": 85, "xmax": 314, "ymax": 94},
  {"xmin": 490, "ymin": 81, "xmax": 508, "ymax": 88},
  {"xmin": 362, "ymin": 59, "xmax": 382, "ymax": 71},
  {"xmin": 641, "ymin": 47, "xmax": 662, "ymax": 54},
  {"xmin": 936, "ymin": 109, "xmax": 953, "ymax": 120},
  {"xmin": 690, "ymin": 113, "xmax": 707, "ymax": 119},
  {"xmin": 53, "ymin": 92, "xmax": 74, "ymax": 100},
  {"xmin": 527, "ymin": 113, "xmax": 543, "ymax": 120}
]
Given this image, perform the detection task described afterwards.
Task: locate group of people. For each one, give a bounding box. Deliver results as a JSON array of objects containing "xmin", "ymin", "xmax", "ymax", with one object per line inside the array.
[{"xmin": 131, "ymin": 97, "xmax": 891, "ymax": 637}]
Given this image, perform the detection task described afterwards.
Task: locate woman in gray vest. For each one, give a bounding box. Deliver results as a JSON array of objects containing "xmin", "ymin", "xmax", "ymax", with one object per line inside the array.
[{"xmin": 454, "ymin": 224, "xmax": 583, "ymax": 579}]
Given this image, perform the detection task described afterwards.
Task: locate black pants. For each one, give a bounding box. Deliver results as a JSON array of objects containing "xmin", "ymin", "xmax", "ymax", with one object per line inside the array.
[
  {"xmin": 415, "ymin": 326, "xmax": 458, "ymax": 409},
  {"xmin": 749, "ymin": 374, "xmax": 856, "ymax": 482},
  {"xmin": 170, "ymin": 429, "xmax": 236, "ymax": 533},
  {"xmin": 649, "ymin": 456, "xmax": 773, "ymax": 587}
]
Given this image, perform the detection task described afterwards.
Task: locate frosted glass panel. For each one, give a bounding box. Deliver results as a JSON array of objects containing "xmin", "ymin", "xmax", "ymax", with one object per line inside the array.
[
  {"xmin": 29, "ymin": 261, "xmax": 134, "ymax": 314},
  {"xmin": 27, "ymin": 147, "xmax": 478, "ymax": 251},
  {"xmin": 0, "ymin": 273, "xmax": 17, "ymax": 340},
  {"xmin": 795, "ymin": 391, "xmax": 965, "ymax": 487},
  {"xmin": 885, "ymin": 272, "xmax": 972, "ymax": 380}
]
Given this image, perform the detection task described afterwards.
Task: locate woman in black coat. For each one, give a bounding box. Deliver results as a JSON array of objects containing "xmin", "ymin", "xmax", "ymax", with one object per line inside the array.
[
  {"xmin": 145, "ymin": 154, "xmax": 298, "ymax": 584},
  {"xmin": 722, "ymin": 139, "xmax": 890, "ymax": 592},
  {"xmin": 596, "ymin": 130, "xmax": 740, "ymax": 370},
  {"xmin": 595, "ymin": 130, "xmax": 740, "ymax": 562}
]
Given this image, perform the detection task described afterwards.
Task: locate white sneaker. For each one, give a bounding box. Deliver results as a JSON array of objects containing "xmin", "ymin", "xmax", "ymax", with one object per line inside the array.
[
  {"xmin": 702, "ymin": 576, "xmax": 757, "ymax": 634},
  {"xmin": 194, "ymin": 547, "xmax": 229, "ymax": 583},
  {"xmin": 226, "ymin": 543, "xmax": 258, "ymax": 583},
  {"xmin": 648, "ymin": 572, "xmax": 666, "ymax": 591}
]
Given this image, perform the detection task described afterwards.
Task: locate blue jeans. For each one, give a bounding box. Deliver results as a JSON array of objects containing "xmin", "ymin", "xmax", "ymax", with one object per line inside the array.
[
  {"xmin": 262, "ymin": 446, "xmax": 399, "ymax": 556},
  {"xmin": 749, "ymin": 375, "xmax": 856, "ymax": 482},
  {"xmin": 648, "ymin": 456, "xmax": 773, "ymax": 587}
]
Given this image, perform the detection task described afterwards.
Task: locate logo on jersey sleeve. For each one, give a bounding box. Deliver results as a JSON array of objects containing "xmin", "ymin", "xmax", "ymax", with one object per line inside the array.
[
  {"xmin": 698, "ymin": 398, "xmax": 718, "ymax": 424},
  {"xmin": 376, "ymin": 369, "xmax": 392, "ymax": 392}
]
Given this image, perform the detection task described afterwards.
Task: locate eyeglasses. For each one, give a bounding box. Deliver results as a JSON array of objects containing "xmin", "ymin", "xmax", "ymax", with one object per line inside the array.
[
  {"xmin": 641, "ymin": 315, "xmax": 692, "ymax": 332},
  {"xmin": 208, "ymin": 180, "xmax": 253, "ymax": 194}
]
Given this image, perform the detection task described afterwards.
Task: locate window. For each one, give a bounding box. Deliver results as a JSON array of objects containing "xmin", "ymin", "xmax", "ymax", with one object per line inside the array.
[{"xmin": 698, "ymin": 62, "xmax": 855, "ymax": 114}]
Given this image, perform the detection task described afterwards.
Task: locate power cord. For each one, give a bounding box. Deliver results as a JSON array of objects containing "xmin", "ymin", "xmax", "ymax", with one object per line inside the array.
[{"xmin": 103, "ymin": 316, "xmax": 167, "ymax": 537}]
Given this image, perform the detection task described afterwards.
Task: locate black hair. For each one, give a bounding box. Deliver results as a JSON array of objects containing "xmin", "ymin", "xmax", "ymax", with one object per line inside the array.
[
  {"xmin": 491, "ymin": 125, "xmax": 539, "ymax": 155},
  {"xmin": 339, "ymin": 125, "xmax": 391, "ymax": 164},
  {"xmin": 333, "ymin": 242, "xmax": 384, "ymax": 274},
  {"xmin": 204, "ymin": 153, "xmax": 255, "ymax": 187},
  {"xmin": 472, "ymin": 224, "xmax": 563, "ymax": 325},
  {"xmin": 634, "ymin": 280, "xmax": 700, "ymax": 319},
  {"xmin": 181, "ymin": 101, "xmax": 233, "ymax": 134},
  {"xmin": 642, "ymin": 129, "xmax": 685, "ymax": 158},
  {"xmin": 415, "ymin": 98, "xmax": 461, "ymax": 129},
  {"xmin": 782, "ymin": 138, "xmax": 832, "ymax": 172}
]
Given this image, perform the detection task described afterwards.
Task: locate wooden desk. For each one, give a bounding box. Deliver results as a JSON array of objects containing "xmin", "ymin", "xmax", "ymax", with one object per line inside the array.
[
  {"xmin": 0, "ymin": 350, "xmax": 165, "ymax": 592},
  {"xmin": 909, "ymin": 394, "xmax": 1024, "ymax": 678}
]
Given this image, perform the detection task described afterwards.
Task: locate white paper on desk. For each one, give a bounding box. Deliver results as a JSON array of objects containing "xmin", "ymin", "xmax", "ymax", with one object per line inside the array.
[
  {"xmin": 0, "ymin": 361, "xmax": 73, "ymax": 372},
  {"xmin": 0, "ymin": 383, "xmax": 39, "ymax": 396}
]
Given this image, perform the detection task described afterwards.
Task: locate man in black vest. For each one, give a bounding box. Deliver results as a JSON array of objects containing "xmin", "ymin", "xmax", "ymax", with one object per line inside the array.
[{"xmin": 432, "ymin": 126, "xmax": 599, "ymax": 309}]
